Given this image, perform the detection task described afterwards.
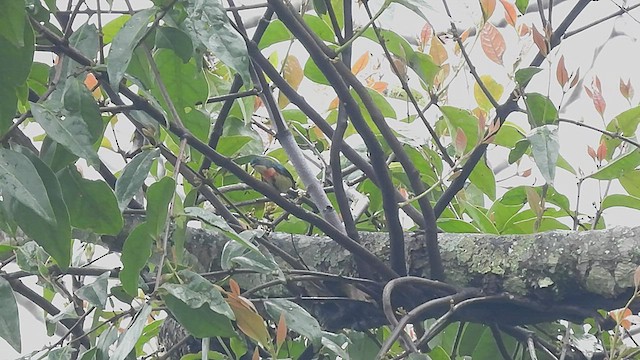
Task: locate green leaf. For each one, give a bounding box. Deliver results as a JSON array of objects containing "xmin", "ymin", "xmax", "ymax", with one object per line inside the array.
[
  {"xmin": 601, "ymin": 105, "xmax": 640, "ymax": 160},
  {"xmin": 102, "ymin": 14, "xmax": 131, "ymax": 45},
  {"xmin": 493, "ymin": 121, "xmax": 525, "ymax": 148},
  {"xmin": 524, "ymin": 93, "xmax": 558, "ymax": 127},
  {"xmin": 474, "ymin": 75, "xmax": 504, "ymax": 111},
  {"xmin": 514, "ymin": 67, "xmax": 541, "ymax": 88},
  {"xmin": 107, "ymin": 8, "xmax": 157, "ymax": 89},
  {"xmin": 264, "ymin": 299, "xmax": 322, "ymax": 348},
  {"xmin": 216, "ymin": 136, "xmax": 253, "ymax": 157},
  {"xmin": 362, "ymin": 28, "xmax": 414, "ymax": 60},
  {"xmin": 0, "ymin": 0, "xmax": 26, "ymax": 47},
  {"xmin": 407, "ymin": 52, "xmax": 440, "ymax": 89},
  {"xmin": 47, "ymin": 346, "xmax": 74, "ymax": 360},
  {"xmin": 30, "ymin": 102, "xmax": 100, "ymax": 168},
  {"xmin": 508, "ymin": 138, "xmax": 530, "ymax": 164},
  {"xmin": 115, "ymin": 148, "xmax": 160, "ymax": 211},
  {"xmin": 0, "ymin": 149, "xmax": 55, "ymax": 223},
  {"xmin": 352, "ymin": 88, "xmax": 396, "ymax": 120},
  {"xmin": 528, "ymin": 125, "xmax": 559, "ymax": 185},
  {"xmin": 183, "ymin": 0, "xmax": 251, "ymax": 84},
  {"xmin": 601, "ymin": 194, "xmax": 640, "ymax": 211},
  {"xmin": 75, "ymin": 272, "xmax": 110, "ymax": 308},
  {"xmin": 155, "ymin": 26, "xmax": 193, "ymax": 63},
  {"xmin": 304, "ymin": 57, "xmax": 330, "ymax": 85},
  {"xmin": 52, "ymin": 24, "xmax": 98, "ymax": 104},
  {"xmin": 220, "ymin": 240, "xmax": 279, "ymax": 274},
  {"xmin": 152, "ymin": 48, "xmax": 208, "ymax": 111},
  {"xmin": 184, "ymin": 207, "xmax": 261, "ymax": 253},
  {"xmin": 463, "ymin": 203, "xmax": 499, "ymax": 234},
  {"xmin": 620, "ymin": 170, "xmax": 640, "ymax": 197},
  {"xmin": 390, "ymin": 0, "xmax": 433, "ymax": 21},
  {"xmin": 162, "ymin": 294, "xmax": 236, "ymax": 338},
  {"xmin": 440, "ymin": 106, "xmax": 479, "ymax": 153},
  {"xmin": 11, "ymin": 149, "xmax": 72, "ymax": 269},
  {"xmin": 0, "ymin": 277, "xmax": 20, "ymax": 352},
  {"xmin": 146, "ymin": 177, "xmax": 176, "ymax": 238},
  {"xmin": 161, "ymin": 270, "xmax": 234, "ymax": 319},
  {"xmin": 590, "ymin": 149, "xmax": 640, "ymax": 180},
  {"xmin": 58, "ymin": 167, "xmax": 124, "ymax": 235},
  {"xmin": 111, "ymin": 304, "xmax": 152, "ymax": 360},
  {"xmin": 119, "ymin": 223, "xmax": 154, "ymax": 296},
  {"xmin": 436, "ymin": 218, "xmax": 480, "ymax": 233},
  {"xmin": 321, "ymin": 332, "xmax": 351, "ymax": 359},
  {"xmin": 258, "ymin": 20, "xmax": 291, "ymax": 49},
  {"xmin": 61, "ymin": 77, "xmax": 104, "ymax": 142},
  {"xmin": 469, "ymin": 156, "xmax": 496, "ymax": 200},
  {"xmin": 516, "ymin": 0, "xmax": 529, "ymax": 14}
]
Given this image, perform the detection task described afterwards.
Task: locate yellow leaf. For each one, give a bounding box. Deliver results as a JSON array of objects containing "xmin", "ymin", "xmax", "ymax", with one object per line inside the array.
[
  {"xmin": 473, "ymin": 75, "xmax": 504, "ymax": 110},
  {"xmin": 351, "ymin": 51, "xmax": 370, "ymax": 75},
  {"xmin": 429, "ymin": 37, "xmax": 448, "ymax": 66},
  {"xmin": 227, "ymin": 294, "xmax": 271, "ymax": 348},
  {"xmin": 328, "ymin": 97, "xmax": 339, "ymax": 110},
  {"xmin": 278, "ymin": 55, "xmax": 303, "ymax": 108},
  {"xmin": 480, "ymin": 0, "xmax": 496, "ymax": 21},
  {"xmin": 100, "ymin": 137, "xmax": 114, "ymax": 151}
]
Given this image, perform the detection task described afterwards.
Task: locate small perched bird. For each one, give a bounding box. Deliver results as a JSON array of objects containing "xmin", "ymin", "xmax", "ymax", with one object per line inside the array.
[{"xmin": 249, "ymin": 156, "xmax": 295, "ymax": 193}]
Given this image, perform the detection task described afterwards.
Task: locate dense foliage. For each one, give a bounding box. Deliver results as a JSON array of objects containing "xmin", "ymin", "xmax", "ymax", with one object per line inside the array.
[{"xmin": 2, "ymin": 0, "xmax": 640, "ymax": 359}]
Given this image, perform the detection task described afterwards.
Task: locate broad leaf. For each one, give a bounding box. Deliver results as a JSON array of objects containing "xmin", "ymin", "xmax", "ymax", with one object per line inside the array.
[
  {"xmin": 111, "ymin": 304, "xmax": 153, "ymax": 360},
  {"xmin": 146, "ymin": 177, "xmax": 176, "ymax": 238},
  {"xmin": 107, "ymin": 8, "xmax": 157, "ymax": 89},
  {"xmin": 115, "ymin": 148, "xmax": 160, "ymax": 211},
  {"xmin": 183, "ymin": 0, "xmax": 250, "ymax": 84},
  {"xmin": 480, "ymin": 23, "xmax": 505, "ymax": 65},
  {"xmin": 0, "ymin": 149, "xmax": 55, "ymax": 223},
  {"xmin": 163, "ymin": 294, "xmax": 236, "ymax": 338},
  {"xmin": 514, "ymin": 67, "xmax": 541, "ymax": 88},
  {"xmin": 75, "ymin": 272, "xmax": 110, "ymax": 308},
  {"xmin": 524, "ymin": 92, "xmax": 558, "ymax": 127},
  {"xmin": 119, "ymin": 223, "xmax": 154, "ymax": 296},
  {"xmin": 155, "ymin": 26, "xmax": 193, "ymax": 63},
  {"xmin": 184, "ymin": 207, "xmax": 261, "ymax": 253},
  {"xmin": 264, "ymin": 299, "xmax": 322, "ymax": 348},
  {"xmin": 589, "ymin": 149, "xmax": 640, "ymax": 180},
  {"xmin": 0, "ymin": 277, "xmax": 20, "ymax": 352},
  {"xmin": 474, "ymin": 75, "xmax": 503, "ymax": 110},
  {"xmin": 601, "ymin": 194, "xmax": 640, "ymax": 211},
  {"xmin": 161, "ymin": 270, "xmax": 234, "ymax": 320},
  {"xmin": 528, "ymin": 125, "xmax": 559, "ymax": 185}
]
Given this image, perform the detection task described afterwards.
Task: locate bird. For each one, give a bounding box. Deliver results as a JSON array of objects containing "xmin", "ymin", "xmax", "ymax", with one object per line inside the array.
[{"xmin": 249, "ymin": 156, "xmax": 295, "ymax": 193}]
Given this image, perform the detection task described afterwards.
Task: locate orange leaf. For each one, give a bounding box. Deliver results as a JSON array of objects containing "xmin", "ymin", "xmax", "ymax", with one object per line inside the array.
[
  {"xmin": 276, "ymin": 313, "xmax": 287, "ymax": 351},
  {"xmin": 586, "ymin": 81, "xmax": 607, "ymax": 116},
  {"xmin": 84, "ymin": 73, "xmax": 102, "ymax": 99},
  {"xmin": 532, "ymin": 25, "xmax": 548, "ymax": 56},
  {"xmin": 328, "ymin": 96, "xmax": 339, "ymax": 110},
  {"xmin": 480, "ymin": 23, "xmax": 506, "ymax": 65},
  {"xmin": 430, "ymin": 37, "xmax": 448, "ymax": 66},
  {"xmin": 609, "ymin": 308, "xmax": 632, "ymax": 330},
  {"xmin": 597, "ymin": 140, "xmax": 607, "ymax": 162},
  {"xmin": 420, "ymin": 22, "xmax": 433, "ymax": 49},
  {"xmin": 480, "ymin": 0, "xmax": 496, "ymax": 21},
  {"xmin": 390, "ymin": 55, "xmax": 408, "ymax": 80},
  {"xmin": 352, "ymin": 51, "xmax": 370, "ymax": 75},
  {"xmin": 252, "ymin": 347, "xmax": 260, "ymax": 360},
  {"xmin": 278, "ymin": 55, "xmax": 303, "ymax": 108},
  {"xmin": 229, "ymin": 278, "xmax": 241, "ymax": 296},
  {"xmin": 521, "ymin": 168, "xmax": 531, "ymax": 177},
  {"xmin": 587, "ymin": 145, "xmax": 596, "ymax": 160},
  {"xmin": 370, "ymin": 81, "xmax": 388, "ymax": 93},
  {"xmin": 454, "ymin": 28, "xmax": 471, "ymax": 55},
  {"xmin": 254, "ymin": 96, "xmax": 263, "ymax": 109},
  {"xmin": 556, "ymin": 55, "xmax": 568, "ymax": 88},
  {"xmin": 500, "ymin": 0, "xmax": 517, "ymax": 27},
  {"xmin": 518, "ymin": 23, "xmax": 531, "ymax": 37},
  {"xmin": 227, "ymin": 294, "xmax": 271, "ymax": 347}
]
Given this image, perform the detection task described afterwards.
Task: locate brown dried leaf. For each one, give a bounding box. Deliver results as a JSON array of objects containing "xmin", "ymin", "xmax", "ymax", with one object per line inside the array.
[
  {"xmin": 526, "ymin": 187, "xmax": 543, "ymax": 217},
  {"xmin": 390, "ymin": 55, "xmax": 408, "ymax": 80},
  {"xmin": 276, "ymin": 313, "xmax": 287, "ymax": 350},
  {"xmin": 480, "ymin": 23, "xmax": 506, "ymax": 65},
  {"xmin": 229, "ymin": 278, "xmax": 241, "ymax": 296},
  {"xmin": 556, "ymin": 55, "xmax": 568, "ymax": 88}
]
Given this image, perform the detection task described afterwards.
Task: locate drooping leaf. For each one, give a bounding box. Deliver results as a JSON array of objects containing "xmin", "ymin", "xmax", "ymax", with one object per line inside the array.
[
  {"xmin": 0, "ymin": 149, "xmax": 55, "ymax": 223},
  {"xmin": 183, "ymin": 207, "xmax": 261, "ymax": 253},
  {"xmin": 75, "ymin": 272, "xmax": 110, "ymax": 308},
  {"xmin": 152, "ymin": 48, "xmax": 208, "ymax": 113},
  {"xmin": 264, "ymin": 299, "xmax": 322, "ymax": 348},
  {"xmin": 279, "ymin": 55, "xmax": 303, "ymax": 108},
  {"xmin": 524, "ymin": 93, "xmax": 558, "ymax": 127},
  {"xmin": 183, "ymin": 0, "xmax": 251, "ymax": 84},
  {"xmin": 115, "ymin": 148, "xmax": 160, "ymax": 211},
  {"xmin": 31, "ymin": 102, "xmax": 100, "ymax": 168},
  {"xmin": 480, "ymin": 23, "xmax": 505, "ymax": 65},
  {"xmin": 11, "ymin": 149, "xmax": 72, "ymax": 268},
  {"xmin": 469, "ymin": 155, "xmax": 496, "ymax": 200},
  {"xmin": 528, "ymin": 125, "xmax": 560, "ymax": 185},
  {"xmin": 0, "ymin": 0, "xmax": 26, "ymax": 47},
  {"xmin": 58, "ymin": 167, "xmax": 123, "ymax": 235},
  {"xmin": 155, "ymin": 26, "xmax": 194, "ymax": 63},
  {"xmin": 479, "ymin": 0, "xmax": 496, "ymax": 21},
  {"xmin": 227, "ymin": 293, "xmax": 270, "ymax": 348},
  {"xmin": 146, "ymin": 177, "xmax": 176, "ymax": 238},
  {"xmin": 119, "ymin": 223, "xmax": 154, "ymax": 296},
  {"xmin": 161, "ymin": 270, "xmax": 234, "ymax": 319},
  {"xmin": 107, "ymin": 8, "xmax": 157, "ymax": 89},
  {"xmin": 164, "ymin": 292, "xmax": 236, "ymax": 338},
  {"xmin": 110, "ymin": 304, "xmax": 152, "ymax": 360},
  {"xmin": 0, "ymin": 277, "xmax": 20, "ymax": 352},
  {"xmin": 407, "ymin": 52, "xmax": 440, "ymax": 89},
  {"xmin": 473, "ymin": 75, "xmax": 503, "ymax": 110}
]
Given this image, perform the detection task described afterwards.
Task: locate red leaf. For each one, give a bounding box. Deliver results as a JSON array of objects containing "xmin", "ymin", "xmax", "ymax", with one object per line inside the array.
[
  {"xmin": 597, "ymin": 140, "xmax": 607, "ymax": 162},
  {"xmin": 556, "ymin": 55, "xmax": 568, "ymax": 88},
  {"xmin": 500, "ymin": 0, "xmax": 517, "ymax": 27},
  {"xmin": 455, "ymin": 128, "xmax": 467, "ymax": 155},
  {"xmin": 420, "ymin": 22, "xmax": 433, "ymax": 49},
  {"xmin": 480, "ymin": 23, "xmax": 506, "ymax": 65},
  {"xmin": 532, "ymin": 25, "xmax": 547, "ymax": 56},
  {"xmin": 592, "ymin": 90, "xmax": 606, "ymax": 116},
  {"xmin": 518, "ymin": 23, "xmax": 530, "ymax": 37},
  {"xmin": 620, "ymin": 78, "xmax": 634, "ymax": 100},
  {"xmin": 521, "ymin": 168, "xmax": 532, "ymax": 177},
  {"xmin": 595, "ymin": 76, "xmax": 602, "ymax": 92}
]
